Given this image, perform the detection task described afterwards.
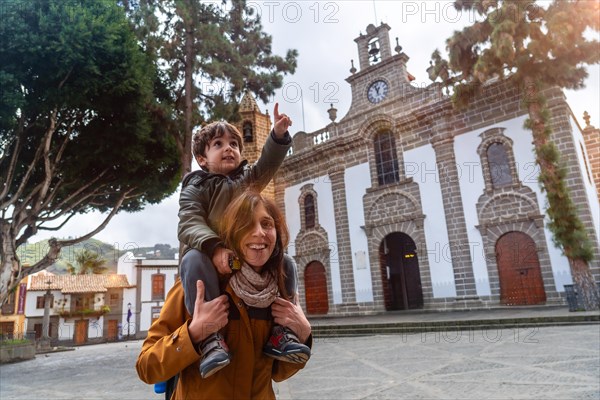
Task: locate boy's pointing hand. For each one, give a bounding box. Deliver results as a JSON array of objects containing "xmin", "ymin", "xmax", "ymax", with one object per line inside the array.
[{"xmin": 273, "ymin": 102, "xmax": 292, "ymax": 137}]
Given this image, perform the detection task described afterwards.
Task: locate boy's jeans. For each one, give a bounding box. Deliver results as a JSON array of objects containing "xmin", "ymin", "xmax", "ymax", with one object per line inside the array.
[{"xmin": 180, "ymin": 249, "xmax": 299, "ymax": 315}]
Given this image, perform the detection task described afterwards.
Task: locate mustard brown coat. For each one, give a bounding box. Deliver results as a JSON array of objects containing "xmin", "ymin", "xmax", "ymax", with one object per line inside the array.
[{"xmin": 136, "ymin": 280, "xmax": 310, "ymax": 399}]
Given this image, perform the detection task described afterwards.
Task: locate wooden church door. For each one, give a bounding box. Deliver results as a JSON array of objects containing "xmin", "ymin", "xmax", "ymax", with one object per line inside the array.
[
  {"xmin": 381, "ymin": 233, "xmax": 423, "ymax": 310},
  {"xmin": 496, "ymin": 231, "xmax": 546, "ymax": 305},
  {"xmin": 304, "ymin": 261, "xmax": 329, "ymax": 315}
]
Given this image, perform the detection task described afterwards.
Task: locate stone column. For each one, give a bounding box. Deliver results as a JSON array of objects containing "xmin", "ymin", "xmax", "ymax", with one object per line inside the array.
[
  {"xmin": 328, "ymin": 167, "xmax": 356, "ymax": 304},
  {"xmin": 431, "ymin": 135, "xmax": 478, "ymax": 298}
]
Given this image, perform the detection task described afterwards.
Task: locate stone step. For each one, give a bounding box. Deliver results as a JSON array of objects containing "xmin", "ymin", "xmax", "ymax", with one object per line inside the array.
[{"xmin": 310, "ymin": 315, "xmax": 600, "ymax": 338}]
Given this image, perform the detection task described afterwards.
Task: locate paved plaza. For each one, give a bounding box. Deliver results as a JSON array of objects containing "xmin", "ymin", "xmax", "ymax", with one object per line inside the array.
[{"xmin": 0, "ymin": 325, "xmax": 598, "ymax": 399}]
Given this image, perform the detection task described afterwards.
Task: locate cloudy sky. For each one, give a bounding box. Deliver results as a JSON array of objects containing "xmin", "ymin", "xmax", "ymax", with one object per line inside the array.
[{"xmin": 29, "ymin": 0, "xmax": 600, "ymax": 252}]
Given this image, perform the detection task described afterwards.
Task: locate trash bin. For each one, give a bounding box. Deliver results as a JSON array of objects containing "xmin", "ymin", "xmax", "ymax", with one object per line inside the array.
[{"xmin": 563, "ymin": 284, "xmax": 580, "ymax": 312}]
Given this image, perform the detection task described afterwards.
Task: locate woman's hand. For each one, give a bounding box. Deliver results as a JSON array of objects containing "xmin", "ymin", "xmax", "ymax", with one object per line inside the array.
[
  {"xmin": 271, "ymin": 296, "xmax": 311, "ymax": 343},
  {"xmin": 188, "ymin": 280, "xmax": 229, "ymax": 345},
  {"xmin": 212, "ymin": 246, "xmax": 235, "ymax": 275}
]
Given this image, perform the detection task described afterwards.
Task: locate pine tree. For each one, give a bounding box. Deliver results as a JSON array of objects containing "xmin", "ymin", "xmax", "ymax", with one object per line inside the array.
[
  {"xmin": 125, "ymin": 0, "xmax": 298, "ymax": 176},
  {"xmin": 429, "ymin": 0, "xmax": 599, "ymax": 310}
]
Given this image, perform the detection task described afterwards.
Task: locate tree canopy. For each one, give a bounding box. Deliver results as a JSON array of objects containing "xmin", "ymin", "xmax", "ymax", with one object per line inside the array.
[{"xmin": 0, "ymin": 0, "xmax": 180, "ymax": 304}]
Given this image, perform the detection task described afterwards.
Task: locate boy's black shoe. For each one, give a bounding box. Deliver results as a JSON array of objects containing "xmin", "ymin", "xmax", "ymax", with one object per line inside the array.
[
  {"xmin": 263, "ymin": 325, "xmax": 311, "ymax": 363},
  {"xmin": 199, "ymin": 332, "xmax": 231, "ymax": 378}
]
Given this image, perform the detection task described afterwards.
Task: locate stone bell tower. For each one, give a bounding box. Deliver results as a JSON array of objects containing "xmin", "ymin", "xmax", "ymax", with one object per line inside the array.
[
  {"xmin": 354, "ymin": 23, "xmax": 393, "ymax": 70},
  {"xmin": 344, "ymin": 23, "xmax": 414, "ymax": 118},
  {"xmin": 235, "ymin": 91, "xmax": 275, "ymax": 199}
]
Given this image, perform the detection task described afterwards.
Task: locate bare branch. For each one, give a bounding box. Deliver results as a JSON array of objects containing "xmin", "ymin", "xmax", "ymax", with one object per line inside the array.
[
  {"xmin": 38, "ymin": 109, "xmax": 59, "ymax": 203},
  {"xmin": 53, "ymin": 128, "xmax": 71, "ymax": 166},
  {"xmin": 37, "ymin": 185, "xmax": 106, "ymax": 222},
  {"xmin": 58, "ymin": 66, "xmax": 73, "ymax": 90},
  {"xmin": 0, "ymin": 125, "xmax": 48, "ymax": 210},
  {"xmin": 0, "ymin": 127, "xmax": 25, "ymax": 202},
  {"xmin": 38, "ymin": 210, "xmax": 79, "ymax": 231},
  {"xmin": 1, "ymin": 108, "xmax": 60, "ymax": 212},
  {"xmin": 42, "ymin": 168, "xmax": 109, "ymax": 214},
  {"xmin": 59, "ymin": 188, "xmax": 134, "ymax": 246}
]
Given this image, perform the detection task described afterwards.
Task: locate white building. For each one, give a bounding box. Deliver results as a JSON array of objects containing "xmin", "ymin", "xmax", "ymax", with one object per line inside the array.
[
  {"xmin": 25, "ymin": 270, "xmax": 134, "ymax": 343},
  {"xmin": 117, "ymin": 252, "xmax": 178, "ymax": 337}
]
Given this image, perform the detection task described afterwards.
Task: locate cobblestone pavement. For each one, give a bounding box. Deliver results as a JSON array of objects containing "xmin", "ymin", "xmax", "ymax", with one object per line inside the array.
[{"xmin": 1, "ymin": 325, "xmax": 598, "ymax": 400}]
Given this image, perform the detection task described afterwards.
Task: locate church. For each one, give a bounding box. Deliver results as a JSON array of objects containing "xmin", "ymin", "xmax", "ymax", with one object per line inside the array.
[{"xmin": 236, "ymin": 23, "xmax": 600, "ymax": 316}]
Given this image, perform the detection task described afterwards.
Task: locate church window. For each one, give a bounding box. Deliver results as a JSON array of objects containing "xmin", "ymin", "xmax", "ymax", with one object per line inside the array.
[
  {"xmin": 299, "ymin": 185, "xmax": 319, "ymax": 231},
  {"xmin": 374, "ymin": 131, "xmax": 399, "ymax": 185},
  {"xmin": 304, "ymin": 194, "xmax": 315, "ymax": 229},
  {"xmin": 487, "ymin": 142, "xmax": 512, "ymax": 188}
]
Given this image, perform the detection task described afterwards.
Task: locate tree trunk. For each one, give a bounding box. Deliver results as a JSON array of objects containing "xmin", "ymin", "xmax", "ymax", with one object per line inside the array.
[
  {"xmin": 0, "ymin": 221, "xmax": 19, "ymax": 306},
  {"xmin": 182, "ymin": 12, "xmax": 194, "ymax": 178},
  {"xmin": 525, "ymin": 76, "xmax": 599, "ymax": 310},
  {"xmin": 570, "ymin": 258, "xmax": 600, "ymax": 311}
]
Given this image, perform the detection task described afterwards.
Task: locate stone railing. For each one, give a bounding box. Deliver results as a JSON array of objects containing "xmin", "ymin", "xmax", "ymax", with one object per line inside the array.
[{"xmin": 290, "ymin": 124, "xmax": 336, "ymax": 155}]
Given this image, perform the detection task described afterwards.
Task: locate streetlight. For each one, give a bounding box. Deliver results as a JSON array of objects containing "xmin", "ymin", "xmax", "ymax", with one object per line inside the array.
[
  {"xmin": 38, "ymin": 279, "xmax": 53, "ymax": 350},
  {"xmin": 42, "ymin": 280, "xmax": 52, "ymax": 341}
]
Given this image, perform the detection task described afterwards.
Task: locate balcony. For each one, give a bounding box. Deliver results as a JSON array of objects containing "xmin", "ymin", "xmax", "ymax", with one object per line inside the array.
[{"xmin": 57, "ymin": 305, "xmax": 110, "ymax": 319}]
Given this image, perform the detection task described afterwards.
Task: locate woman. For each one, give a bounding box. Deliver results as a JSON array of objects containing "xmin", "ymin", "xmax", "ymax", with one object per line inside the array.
[{"xmin": 136, "ymin": 191, "xmax": 312, "ymax": 399}]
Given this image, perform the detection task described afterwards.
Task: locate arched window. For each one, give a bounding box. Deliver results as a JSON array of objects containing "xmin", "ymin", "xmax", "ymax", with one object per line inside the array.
[
  {"xmin": 304, "ymin": 194, "xmax": 315, "ymax": 229},
  {"xmin": 374, "ymin": 131, "xmax": 399, "ymax": 185},
  {"xmin": 487, "ymin": 142, "xmax": 512, "ymax": 188}
]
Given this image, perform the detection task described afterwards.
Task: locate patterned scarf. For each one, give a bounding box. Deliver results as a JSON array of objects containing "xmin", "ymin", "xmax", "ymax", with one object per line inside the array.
[{"xmin": 229, "ymin": 263, "xmax": 279, "ymax": 308}]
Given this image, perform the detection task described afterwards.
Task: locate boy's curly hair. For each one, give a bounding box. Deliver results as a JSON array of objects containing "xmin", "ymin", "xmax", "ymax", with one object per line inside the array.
[{"xmin": 192, "ymin": 121, "xmax": 244, "ymax": 159}]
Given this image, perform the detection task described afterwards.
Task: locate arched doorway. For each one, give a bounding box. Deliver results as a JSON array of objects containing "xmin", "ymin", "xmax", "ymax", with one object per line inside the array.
[
  {"xmin": 379, "ymin": 233, "xmax": 423, "ymax": 310},
  {"xmin": 304, "ymin": 261, "xmax": 329, "ymax": 314},
  {"xmin": 496, "ymin": 231, "xmax": 546, "ymax": 305}
]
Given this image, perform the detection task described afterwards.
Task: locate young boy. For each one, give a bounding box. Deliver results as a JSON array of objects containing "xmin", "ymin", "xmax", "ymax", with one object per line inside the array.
[{"xmin": 178, "ymin": 103, "xmax": 310, "ymax": 379}]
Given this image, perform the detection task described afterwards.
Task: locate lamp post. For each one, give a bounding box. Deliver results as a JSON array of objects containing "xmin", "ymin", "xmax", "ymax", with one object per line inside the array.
[
  {"xmin": 42, "ymin": 280, "xmax": 52, "ymax": 340},
  {"xmin": 126, "ymin": 302, "xmax": 131, "ymax": 340},
  {"xmin": 39, "ymin": 279, "xmax": 53, "ymax": 350}
]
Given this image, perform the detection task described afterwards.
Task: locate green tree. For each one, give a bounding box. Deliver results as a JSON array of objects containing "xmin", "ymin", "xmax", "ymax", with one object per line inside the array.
[
  {"xmin": 66, "ymin": 249, "xmax": 108, "ymax": 275},
  {"xmin": 429, "ymin": 0, "xmax": 599, "ymax": 309},
  {"xmin": 125, "ymin": 0, "xmax": 298, "ymax": 176},
  {"xmin": 0, "ymin": 0, "xmax": 181, "ymax": 305}
]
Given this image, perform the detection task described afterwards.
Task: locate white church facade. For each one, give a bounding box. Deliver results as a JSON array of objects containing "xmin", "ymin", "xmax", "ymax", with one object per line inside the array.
[{"xmin": 236, "ymin": 23, "xmax": 600, "ymax": 316}]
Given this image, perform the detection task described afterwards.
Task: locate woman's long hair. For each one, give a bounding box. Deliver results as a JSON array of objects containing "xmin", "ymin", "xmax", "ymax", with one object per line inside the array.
[{"xmin": 219, "ymin": 191, "xmax": 290, "ymax": 299}]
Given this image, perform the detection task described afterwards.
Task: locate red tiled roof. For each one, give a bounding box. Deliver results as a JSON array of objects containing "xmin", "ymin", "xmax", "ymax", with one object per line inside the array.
[{"xmin": 30, "ymin": 274, "xmax": 134, "ymax": 294}]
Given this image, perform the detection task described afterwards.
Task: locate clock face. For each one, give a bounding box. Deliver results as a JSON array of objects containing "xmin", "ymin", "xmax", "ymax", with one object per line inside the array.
[{"xmin": 367, "ymin": 80, "xmax": 389, "ymax": 104}]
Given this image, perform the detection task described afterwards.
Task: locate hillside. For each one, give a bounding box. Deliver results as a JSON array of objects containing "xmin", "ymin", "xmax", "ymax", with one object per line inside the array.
[
  {"xmin": 17, "ymin": 239, "xmax": 178, "ymax": 274},
  {"xmin": 18, "ymin": 238, "xmax": 120, "ymax": 274}
]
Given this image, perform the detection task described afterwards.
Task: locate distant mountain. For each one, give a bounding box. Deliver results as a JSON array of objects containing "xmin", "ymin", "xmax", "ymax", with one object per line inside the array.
[{"xmin": 18, "ymin": 239, "xmax": 178, "ymax": 275}]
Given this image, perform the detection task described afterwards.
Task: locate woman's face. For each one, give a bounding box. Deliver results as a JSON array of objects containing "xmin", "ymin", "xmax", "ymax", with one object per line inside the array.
[{"xmin": 240, "ymin": 202, "xmax": 277, "ymax": 271}]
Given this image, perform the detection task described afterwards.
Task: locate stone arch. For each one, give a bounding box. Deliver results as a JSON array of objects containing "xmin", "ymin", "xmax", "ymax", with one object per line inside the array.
[
  {"xmin": 366, "ymin": 221, "xmax": 433, "ymax": 310},
  {"xmin": 365, "ymin": 190, "xmax": 420, "ymax": 224},
  {"xmin": 478, "ymin": 192, "xmax": 540, "ymax": 223},
  {"xmin": 477, "ymin": 220, "xmax": 557, "ymax": 305},
  {"xmin": 358, "ymin": 113, "xmax": 395, "ymax": 140}
]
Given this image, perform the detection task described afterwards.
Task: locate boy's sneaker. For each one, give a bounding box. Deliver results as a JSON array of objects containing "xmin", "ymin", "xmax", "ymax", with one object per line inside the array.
[
  {"xmin": 263, "ymin": 325, "xmax": 311, "ymax": 363},
  {"xmin": 199, "ymin": 332, "xmax": 231, "ymax": 378}
]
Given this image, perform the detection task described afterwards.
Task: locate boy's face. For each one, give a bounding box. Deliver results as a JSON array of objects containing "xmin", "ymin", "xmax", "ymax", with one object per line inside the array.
[{"xmin": 197, "ymin": 131, "xmax": 241, "ymax": 175}]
